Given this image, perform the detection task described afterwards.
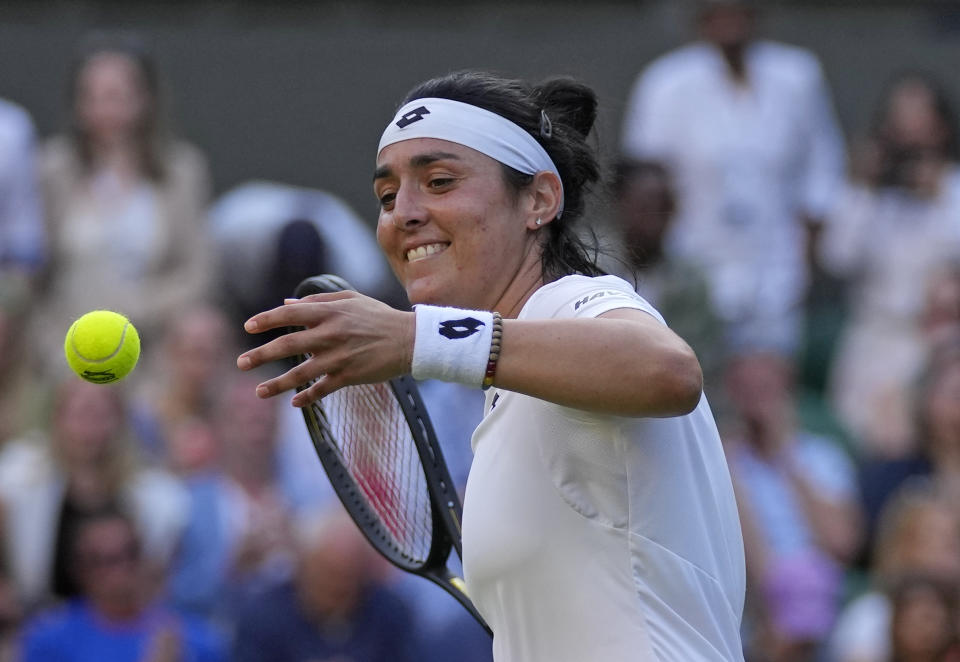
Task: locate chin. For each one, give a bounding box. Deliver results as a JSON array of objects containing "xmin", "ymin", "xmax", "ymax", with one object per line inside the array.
[{"xmin": 404, "ymin": 278, "xmax": 463, "ymax": 309}]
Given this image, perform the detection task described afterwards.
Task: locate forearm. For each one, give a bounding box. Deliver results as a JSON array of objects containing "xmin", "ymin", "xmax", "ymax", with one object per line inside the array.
[
  {"xmin": 492, "ymin": 314, "xmax": 703, "ymax": 418},
  {"xmin": 240, "ymin": 298, "xmax": 703, "ymax": 417}
]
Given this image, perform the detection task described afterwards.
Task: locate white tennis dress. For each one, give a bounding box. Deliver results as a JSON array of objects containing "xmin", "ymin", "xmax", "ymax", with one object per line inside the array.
[{"xmin": 462, "ymin": 275, "xmax": 745, "ymax": 662}]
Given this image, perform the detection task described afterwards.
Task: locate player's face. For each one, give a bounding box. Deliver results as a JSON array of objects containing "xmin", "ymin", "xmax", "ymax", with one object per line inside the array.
[{"xmin": 375, "ymin": 138, "xmax": 541, "ymax": 311}]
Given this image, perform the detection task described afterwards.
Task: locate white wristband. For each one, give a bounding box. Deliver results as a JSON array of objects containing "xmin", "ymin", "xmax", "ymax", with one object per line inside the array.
[{"xmin": 411, "ymin": 305, "xmax": 494, "ymax": 387}]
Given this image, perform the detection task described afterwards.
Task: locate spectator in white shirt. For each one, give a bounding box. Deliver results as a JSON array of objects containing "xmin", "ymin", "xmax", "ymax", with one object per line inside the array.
[{"xmin": 621, "ymin": 0, "xmax": 846, "ymax": 356}]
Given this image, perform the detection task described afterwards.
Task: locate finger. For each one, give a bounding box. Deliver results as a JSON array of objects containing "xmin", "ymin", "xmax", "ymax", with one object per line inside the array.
[
  {"xmin": 291, "ymin": 373, "xmax": 343, "ymax": 407},
  {"xmin": 253, "ymin": 356, "xmax": 327, "ymax": 398},
  {"xmin": 243, "ymin": 300, "xmax": 343, "ymax": 334},
  {"xmin": 238, "ymin": 327, "xmax": 332, "ymax": 371},
  {"xmin": 294, "ymin": 291, "xmax": 355, "ymax": 304}
]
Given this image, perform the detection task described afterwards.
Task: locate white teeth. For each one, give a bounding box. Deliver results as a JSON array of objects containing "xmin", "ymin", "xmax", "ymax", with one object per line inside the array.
[{"xmin": 406, "ymin": 243, "xmax": 447, "ymax": 262}]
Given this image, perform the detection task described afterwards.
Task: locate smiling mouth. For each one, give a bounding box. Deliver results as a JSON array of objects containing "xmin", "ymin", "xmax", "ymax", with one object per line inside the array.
[{"xmin": 406, "ymin": 243, "xmax": 448, "ymax": 262}]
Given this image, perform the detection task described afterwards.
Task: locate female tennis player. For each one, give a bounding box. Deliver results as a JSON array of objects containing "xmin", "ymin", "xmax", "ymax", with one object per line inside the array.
[{"xmin": 238, "ymin": 71, "xmax": 746, "ymax": 661}]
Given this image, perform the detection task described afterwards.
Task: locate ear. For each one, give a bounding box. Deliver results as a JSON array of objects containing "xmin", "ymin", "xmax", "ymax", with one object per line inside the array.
[{"xmin": 525, "ymin": 171, "xmax": 563, "ymax": 230}]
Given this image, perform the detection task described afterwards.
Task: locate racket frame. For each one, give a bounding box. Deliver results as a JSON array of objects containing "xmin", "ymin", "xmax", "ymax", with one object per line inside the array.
[{"xmin": 291, "ymin": 275, "xmax": 491, "ymax": 635}]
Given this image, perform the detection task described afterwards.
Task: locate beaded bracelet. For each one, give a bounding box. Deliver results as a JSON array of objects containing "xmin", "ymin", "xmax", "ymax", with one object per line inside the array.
[{"xmin": 481, "ymin": 312, "xmax": 503, "ymax": 390}]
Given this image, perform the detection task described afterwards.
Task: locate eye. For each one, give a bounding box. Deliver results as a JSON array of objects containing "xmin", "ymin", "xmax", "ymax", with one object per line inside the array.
[
  {"xmin": 427, "ymin": 177, "xmax": 455, "ymax": 190},
  {"xmin": 378, "ymin": 190, "xmax": 396, "ymax": 210}
]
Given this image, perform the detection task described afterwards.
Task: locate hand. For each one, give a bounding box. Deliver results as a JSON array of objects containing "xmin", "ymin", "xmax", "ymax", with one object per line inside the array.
[
  {"xmin": 237, "ymin": 291, "xmax": 415, "ymax": 406},
  {"xmin": 141, "ymin": 622, "xmax": 182, "ymax": 662}
]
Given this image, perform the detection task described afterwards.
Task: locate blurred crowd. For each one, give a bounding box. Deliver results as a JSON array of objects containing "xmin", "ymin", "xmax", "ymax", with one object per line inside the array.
[{"xmin": 0, "ymin": 0, "xmax": 959, "ymax": 660}]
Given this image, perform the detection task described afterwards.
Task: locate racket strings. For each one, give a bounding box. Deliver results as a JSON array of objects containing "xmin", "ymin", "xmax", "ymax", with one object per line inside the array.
[{"xmin": 319, "ymin": 382, "xmax": 434, "ymax": 563}]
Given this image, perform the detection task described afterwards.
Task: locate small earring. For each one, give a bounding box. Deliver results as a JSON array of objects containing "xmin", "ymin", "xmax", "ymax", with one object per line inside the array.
[{"xmin": 535, "ymin": 218, "xmax": 542, "ymax": 226}]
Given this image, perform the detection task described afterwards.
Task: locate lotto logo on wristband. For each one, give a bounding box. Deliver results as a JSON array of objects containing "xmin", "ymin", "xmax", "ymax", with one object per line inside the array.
[{"xmin": 438, "ymin": 318, "xmax": 484, "ymax": 340}]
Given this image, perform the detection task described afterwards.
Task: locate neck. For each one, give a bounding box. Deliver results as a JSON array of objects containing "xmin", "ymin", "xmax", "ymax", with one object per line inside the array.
[
  {"xmin": 743, "ymin": 412, "xmax": 792, "ymax": 458},
  {"xmin": 718, "ymin": 44, "xmax": 749, "ymax": 83},
  {"xmin": 92, "ymin": 596, "xmax": 142, "ymax": 623},
  {"xmin": 492, "ymin": 245, "xmax": 546, "ymax": 319},
  {"xmin": 67, "ymin": 463, "xmax": 112, "ymax": 507},
  {"xmin": 228, "ymin": 460, "xmax": 274, "ymax": 492},
  {"xmin": 89, "ymin": 137, "xmax": 140, "ymax": 177}
]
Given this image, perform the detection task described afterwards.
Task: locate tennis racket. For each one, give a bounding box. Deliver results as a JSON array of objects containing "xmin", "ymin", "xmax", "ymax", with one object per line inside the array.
[{"xmin": 287, "ymin": 274, "xmax": 491, "ymax": 636}]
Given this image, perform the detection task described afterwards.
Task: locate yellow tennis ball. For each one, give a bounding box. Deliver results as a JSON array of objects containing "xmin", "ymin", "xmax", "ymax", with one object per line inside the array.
[{"xmin": 64, "ymin": 310, "xmax": 141, "ymax": 384}]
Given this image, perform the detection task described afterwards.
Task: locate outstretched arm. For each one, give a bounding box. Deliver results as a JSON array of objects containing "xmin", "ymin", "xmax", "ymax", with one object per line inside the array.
[{"xmin": 237, "ymin": 293, "xmax": 702, "ymax": 418}]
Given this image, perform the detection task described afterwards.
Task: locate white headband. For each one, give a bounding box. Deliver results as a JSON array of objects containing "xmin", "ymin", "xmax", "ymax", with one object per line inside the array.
[{"xmin": 378, "ymin": 97, "xmax": 564, "ymax": 216}]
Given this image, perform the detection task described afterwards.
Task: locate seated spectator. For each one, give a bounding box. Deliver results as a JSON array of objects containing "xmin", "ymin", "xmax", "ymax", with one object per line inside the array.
[
  {"xmin": 610, "ymin": 158, "xmax": 722, "ymax": 396},
  {"xmin": 0, "ymin": 504, "xmax": 22, "ymax": 662},
  {"xmin": 723, "ymin": 349, "xmax": 861, "ymax": 660},
  {"xmin": 921, "ymin": 261, "xmax": 960, "ymax": 353},
  {"xmin": 888, "ymin": 574, "xmax": 958, "ymax": 662},
  {"xmin": 130, "ymin": 304, "xmax": 236, "ymax": 464},
  {"xmin": 830, "ymin": 479, "xmax": 960, "ymax": 662},
  {"xmin": 17, "ymin": 509, "xmax": 226, "ymax": 662},
  {"xmin": 0, "ymin": 290, "xmax": 38, "ymax": 444},
  {"xmin": 31, "ymin": 31, "xmax": 213, "ymax": 378},
  {"xmin": 208, "ymin": 180, "xmax": 405, "ymax": 345},
  {"xmin": 232, "ymin": 505, "xmax": 421, "ymax": 662},
  {"xmin": 820, "ymin": 73, "xmax": 960, "ymax": 456},
  {"xmin": 0, "ymin": 97, "xmax": 45, "ymax": 444},
  {"xmin": 167, "ymin": 373, "xmax": 298, "ymax": 621},
  {"xmin": 859, "ymin": 341, "xmax": 960, "ymax": 537},
  {"xmin": 0, "ymin": 96, "xmax": 45, "ymax": 284},
  {"xmin": 0, "ymin": 379, "xmax": 187, "ymax": 612}
]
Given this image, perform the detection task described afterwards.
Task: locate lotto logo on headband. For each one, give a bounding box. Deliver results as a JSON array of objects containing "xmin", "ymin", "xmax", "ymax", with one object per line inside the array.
[{"xmin": 396, "ymin": 106, "xmax": 430, "ymax": 129}]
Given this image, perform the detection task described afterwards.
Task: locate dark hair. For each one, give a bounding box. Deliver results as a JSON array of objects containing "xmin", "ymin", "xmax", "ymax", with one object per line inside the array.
[
  {"xmin": 67, "ymin": 31, "xmax": 168, "ymax": 181},
  {"xmin": 401, "ymin": 71, "xmax": 604, "ymax": 282}
]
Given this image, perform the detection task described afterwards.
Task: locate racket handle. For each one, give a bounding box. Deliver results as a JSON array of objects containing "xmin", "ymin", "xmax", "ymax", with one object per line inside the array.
[{"xmin": 431, "ymin": 568, "xmax": 493, "ymax": 637}]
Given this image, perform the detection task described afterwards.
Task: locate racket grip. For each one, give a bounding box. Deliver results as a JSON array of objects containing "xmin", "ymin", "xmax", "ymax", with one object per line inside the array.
[
  {"xmin": 294, "ymin": 274, "xmax": 355, "ymax": 297},
  {"xmin": 434, "ymin": 569, "xmax": 492, "ymax": 637},
  {"xmin": 450, "ymin": 576, "xmax": 469, "ymax": 595}
]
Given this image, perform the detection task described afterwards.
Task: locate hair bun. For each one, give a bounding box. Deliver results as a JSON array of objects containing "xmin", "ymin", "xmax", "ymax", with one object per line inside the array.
[{"xmin": 535, "ymin": 77, "xmax": 598, "ymax": 139}]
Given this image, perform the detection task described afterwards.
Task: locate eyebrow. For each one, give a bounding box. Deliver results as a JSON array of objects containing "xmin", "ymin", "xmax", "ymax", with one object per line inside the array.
[{"xmin": 373, "ymin": 151, "xmax": 462, "ymax": 182}]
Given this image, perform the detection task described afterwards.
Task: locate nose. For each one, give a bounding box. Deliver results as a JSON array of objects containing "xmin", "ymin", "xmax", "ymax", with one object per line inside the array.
[{"xmin": 389, "ymin": 184, "xmax": 428, "ymax": 231}]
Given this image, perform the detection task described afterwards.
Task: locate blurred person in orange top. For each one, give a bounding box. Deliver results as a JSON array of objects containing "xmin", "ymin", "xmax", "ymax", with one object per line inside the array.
[
  {"xmin": 0, "ymin": 380, "xmax": 187, "ymax": 613},
  {"xmin": 31, "ymin": 32, "xmax": 213, "ymax": 378}
]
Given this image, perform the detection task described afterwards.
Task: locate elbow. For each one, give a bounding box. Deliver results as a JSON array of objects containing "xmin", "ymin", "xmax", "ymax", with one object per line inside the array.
[{"xmin": 654, "ymin": 345, "xmax": 703, "ymax": 418}]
